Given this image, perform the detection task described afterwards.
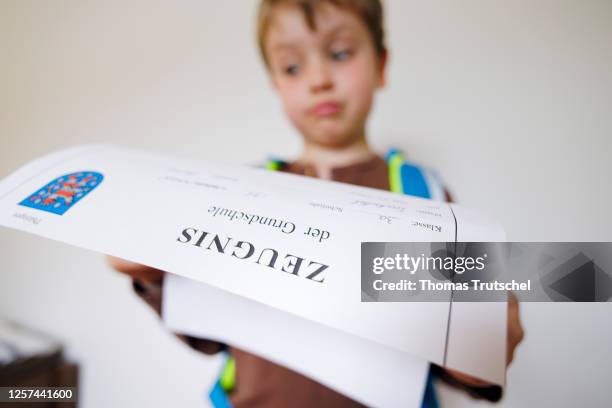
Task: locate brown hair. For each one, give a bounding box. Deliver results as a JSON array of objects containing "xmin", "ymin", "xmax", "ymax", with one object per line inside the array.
[{"xmin": 257, "ymin": 0, "xmax": 386, "ymax": 67}]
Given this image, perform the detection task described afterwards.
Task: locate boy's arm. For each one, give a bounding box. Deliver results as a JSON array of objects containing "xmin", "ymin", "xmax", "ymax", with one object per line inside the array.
[{"xmin": 108, "ymin": 256, "xmax": 227, "ymax": 355}]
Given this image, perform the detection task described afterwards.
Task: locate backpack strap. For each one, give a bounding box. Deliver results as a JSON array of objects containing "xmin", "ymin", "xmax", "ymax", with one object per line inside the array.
[
  {"xmin": 209, "ymin": 377, "xmax": 233, "ymax": 408},
  {"xmin": 210, "ymin": 352, "xmax": 236, "ymax": 407},
  {"xmin": 265, "ymin": 157, "xmax": 287, "ymax": 171},
  {"xmin": 385, "ymin": 149, "xmax": 446, "ymax": 202}
]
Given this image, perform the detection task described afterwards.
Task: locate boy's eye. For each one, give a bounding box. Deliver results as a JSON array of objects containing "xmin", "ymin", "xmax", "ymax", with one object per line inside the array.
[
  {"xmin": 284, "ymin": 64, "xmax": 300, "ymax": 76},
  {"xmin": 330, "ymin": 49, "xmax": 352, "ymax": 61}
]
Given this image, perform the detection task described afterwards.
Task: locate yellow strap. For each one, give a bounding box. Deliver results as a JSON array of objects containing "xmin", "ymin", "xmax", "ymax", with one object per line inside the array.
[
  {"xmin": 388, "ymin": 152, "xmax": 405, "ymax": 193},
  {"xmin": 266, "ymin": 160, "xmax": 282, "ymax": 171},
  {"xmin": 220, "ymin": 356, "xmax": 236, "ymax": 393}
]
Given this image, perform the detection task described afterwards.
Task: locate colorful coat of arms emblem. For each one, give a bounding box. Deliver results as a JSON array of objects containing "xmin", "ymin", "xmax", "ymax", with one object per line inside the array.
[{"xmin": 19, "ymin": 171, "xmax": 103, "ymax": 215}]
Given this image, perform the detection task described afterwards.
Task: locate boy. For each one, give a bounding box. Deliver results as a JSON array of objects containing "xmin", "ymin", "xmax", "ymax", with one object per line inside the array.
[{"xmin": 109, "ymin": 0, "xmax": 524, "ymax": 406}]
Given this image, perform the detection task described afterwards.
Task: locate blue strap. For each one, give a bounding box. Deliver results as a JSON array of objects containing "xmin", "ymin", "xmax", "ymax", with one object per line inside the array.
[
  {"xmin": 386, "ymin": 148, "xmax": 434, "ymax": 199},
  {"xmin": 401, "ymin": 162, "xmax": 432, "ymax": 199},
  {"xmin": 421, "ymin": 366, "xmax": 440, "ymax": 408},
  {"xmin": 209, "ymin": 379, "xmax": 233, "ymax": 408},
  {"xmin": 387, "ymin": 149, "xmax": 443, "ymax": 407}
]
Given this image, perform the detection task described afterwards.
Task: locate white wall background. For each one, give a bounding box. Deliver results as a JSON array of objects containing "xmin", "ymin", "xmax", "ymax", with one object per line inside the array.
[{"xmin": 1, "ymin": 0, "xmax": 611, "ymax": 406}]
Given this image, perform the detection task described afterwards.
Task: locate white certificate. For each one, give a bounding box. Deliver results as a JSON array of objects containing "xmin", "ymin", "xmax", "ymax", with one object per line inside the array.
[
  {"xmin": 0, "ymin": 145, "xmax": 507, "ymax": 407},
  {"xmin": 164, "ymin": 275, "xmax": 430, "ymax": 408}
]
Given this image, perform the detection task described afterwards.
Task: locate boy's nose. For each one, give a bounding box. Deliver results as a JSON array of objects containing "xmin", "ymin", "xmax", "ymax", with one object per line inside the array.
[{"xmin": 308, "ymin": 60, "xmax": 334, "ymax": 93}]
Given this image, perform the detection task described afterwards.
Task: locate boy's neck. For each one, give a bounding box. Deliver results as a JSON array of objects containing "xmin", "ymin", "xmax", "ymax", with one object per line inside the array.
[{"xmin": 297, "ymin": 137, "xmax": 375, "ymax": 180}]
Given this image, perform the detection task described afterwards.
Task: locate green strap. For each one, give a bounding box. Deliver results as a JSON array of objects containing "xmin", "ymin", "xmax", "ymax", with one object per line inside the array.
[
  {"xmin": 220, "ymin": 355, "xmax": 236, "ymax": 393},
  {"xmin": 387, "ymin": 151, "xmax": 405, "ymax": 193},
  {"xmin": 265, "ymin": 160, "xmax": 283, "ymax": 171}
]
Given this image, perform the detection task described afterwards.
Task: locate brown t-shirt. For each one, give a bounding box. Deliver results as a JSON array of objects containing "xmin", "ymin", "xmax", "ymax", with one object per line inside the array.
[{"xmin": 132, "ymin": 154, "xmax": 501, "ymax": 407}]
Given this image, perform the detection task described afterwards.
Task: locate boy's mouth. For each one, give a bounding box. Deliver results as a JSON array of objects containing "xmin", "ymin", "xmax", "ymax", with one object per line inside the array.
[{"xmin": 311, "ymin": 101, "xmax": 342, "ymax": 117}]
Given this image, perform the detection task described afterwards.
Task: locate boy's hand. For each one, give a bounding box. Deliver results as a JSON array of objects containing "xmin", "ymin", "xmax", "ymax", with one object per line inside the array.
[
  {"xmin": 106, "ymin": 255, "xmax": 164, "ymax": 282},
  {"xmin": 443, "ymin": 292, "xmax": 524, "ymax": 388}
]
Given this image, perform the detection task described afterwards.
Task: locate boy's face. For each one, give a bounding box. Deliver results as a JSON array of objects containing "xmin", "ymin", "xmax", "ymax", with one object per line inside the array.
[{"xmin": 264, "ymin": 3, "xmax": 386, "ymax": 148}]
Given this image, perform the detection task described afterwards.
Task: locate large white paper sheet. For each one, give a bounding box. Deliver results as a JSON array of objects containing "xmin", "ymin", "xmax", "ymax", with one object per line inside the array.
[
  {"xmin": 164, "ymin": 275, "xmax": 429, "ymax": 408},
  {"xmin": 0, "ymin": 145, "xmax": 507, "ymax": 404}
]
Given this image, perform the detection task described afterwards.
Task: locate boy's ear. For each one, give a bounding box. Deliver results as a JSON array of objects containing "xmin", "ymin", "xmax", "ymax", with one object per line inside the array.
[{"xmin": 377, "ymin": 50, "xmax": 388, "ymax": 88}]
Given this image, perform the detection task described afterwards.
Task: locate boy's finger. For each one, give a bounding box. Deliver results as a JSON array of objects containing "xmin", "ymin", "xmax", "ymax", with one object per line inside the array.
[
  {"xmin": 506, "ymin": 291, "xmax": 525, "ymax": 365},
  {"xmin": 106, "ymin": 255, "xmax": 164, "ymax": 282},
  {"xmin": 443, "ymin": 368, "xmax": 493, "ymax": 388}
]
